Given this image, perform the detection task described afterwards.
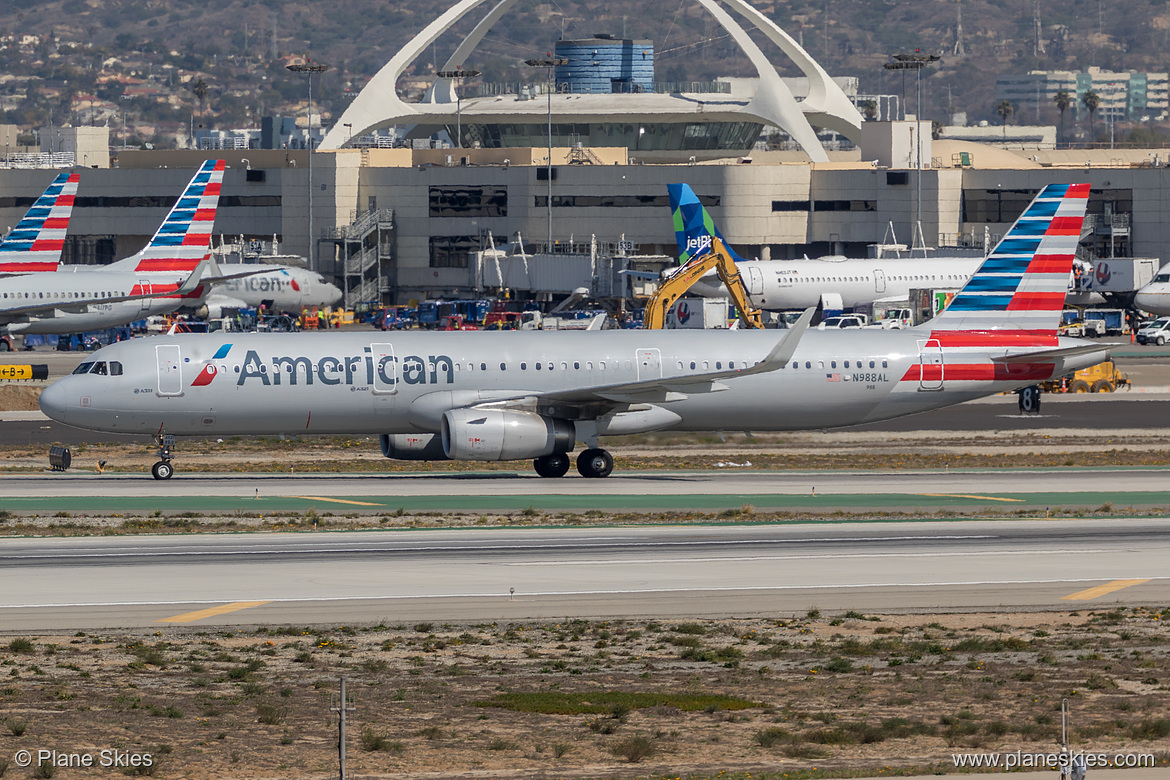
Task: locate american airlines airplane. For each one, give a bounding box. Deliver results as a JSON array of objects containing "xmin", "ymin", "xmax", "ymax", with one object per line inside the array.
[
  {"xmin": 0, "ymin": 172, "xmax": 80, "ymax": 274},
  {"xmin": 0, "ymin": 160, "xmax": 230, "ymax": 337},
  {"xmin": 200, "ymin": 265, "xmax": 343, "ymax": 318},
  {"xmin": 41, "ymin": 184, "xmax": 1107, "ymax": 481},
  {"xmin": 669, "ymin": 183, "xmax": 985, "ymax": 312},
  {"xmin": 1133, "ymin": 262, "xmax": 1170, "ymax": 315}
]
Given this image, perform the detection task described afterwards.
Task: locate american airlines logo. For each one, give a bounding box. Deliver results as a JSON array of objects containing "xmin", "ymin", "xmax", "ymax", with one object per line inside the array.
[
  {"xmin": 191, "ymin": 344, "xmax": 233, "ymax": 386},
  {"xmin": 234, "ymin": 348, "xmax": 455, "ymax": 388}
]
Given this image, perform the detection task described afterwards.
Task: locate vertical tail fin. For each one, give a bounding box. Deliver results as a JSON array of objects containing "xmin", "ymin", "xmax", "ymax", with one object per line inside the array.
[
  {"xmin": 928, "ymin": 183, "xmax": 1090, "ymax": 333},
  {"xmin": 0, "ymin": 172, "xmax": 79, "ymax": 273},
  {"xmin": 131, "ymin": 159, "xmax": 225, "ymax": 273},
  {"xmin": 667, "ymin": 183, "xmax": 751, "ymax": 264}
]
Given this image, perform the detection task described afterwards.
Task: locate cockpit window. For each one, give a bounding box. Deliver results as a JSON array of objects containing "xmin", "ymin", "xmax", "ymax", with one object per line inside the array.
[
  {"xmin": 1155, "ymin": 274, "xmax": 1170, "ymax": 283},
  {"xmin": 109, "ymin": 361, "xmax": 123, "ymax": 376},
  {"xmin": 72, "ymin": 362, "xmax": 95, "ymax": 375},
  {"xmin": 92, "ymin": 362, "xmax": 108, "ymax": 375}
]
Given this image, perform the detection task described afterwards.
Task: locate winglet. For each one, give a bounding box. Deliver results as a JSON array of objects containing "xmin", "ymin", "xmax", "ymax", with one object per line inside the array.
[
  {"xmin": 175, "ymin": 259, "xmax": 210, "ymax": 296},
  {"xmin": 737, "ymin": 307, "xmax": 814, "ymax": 377}
]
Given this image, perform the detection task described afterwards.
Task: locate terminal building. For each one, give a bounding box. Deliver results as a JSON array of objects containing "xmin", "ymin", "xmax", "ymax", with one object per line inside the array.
[{"xmin": 1, "ymin": 0, "xmax": 1168, "ymax": 309}]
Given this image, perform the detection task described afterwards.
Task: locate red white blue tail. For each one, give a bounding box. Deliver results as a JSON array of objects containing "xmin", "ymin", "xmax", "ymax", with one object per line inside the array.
[
  {"xmin": 0, "ymin": 173, "xmax": 79, "ymax": 273},
  {"xmin": 929, "ymin": 183, "xmax": 1089, "ymax": 334},
  {"xmin": 130, "ymin": 159, "xmax": 224, "ymax": 274}
]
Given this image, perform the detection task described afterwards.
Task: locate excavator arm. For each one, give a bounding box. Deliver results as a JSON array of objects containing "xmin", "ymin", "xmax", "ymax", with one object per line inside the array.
[{"xmin": 644, "ymin": 237, "xmax": 764, "ymax": 329}]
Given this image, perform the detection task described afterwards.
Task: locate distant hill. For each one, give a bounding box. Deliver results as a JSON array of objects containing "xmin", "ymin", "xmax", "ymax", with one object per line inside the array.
[{"xmin": 1, "ymin": 0, "xmax": 1167, "ymax": 131}]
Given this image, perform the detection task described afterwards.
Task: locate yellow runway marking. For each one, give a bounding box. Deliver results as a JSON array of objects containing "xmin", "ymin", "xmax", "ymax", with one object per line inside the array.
[
  {"xmin": 288, "ymin": 495, "xmax": 383, "ymax": 506},
  {"xmin": 919, "ymin": 493, "xmax": 1025, "ymax": 503},
  {"xmin": 1061, "ymin": 579, "xmax": 1151, "ymax": 601},
  {"xmin": 159, "ymin": 601, "xmax": 272, "ymax": 623}
]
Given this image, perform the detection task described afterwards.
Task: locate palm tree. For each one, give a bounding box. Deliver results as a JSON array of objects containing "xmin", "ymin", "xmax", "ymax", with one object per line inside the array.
[
  {"xmin": 1082, "ymin": 90, "xmax": 1100, "ymax": 145},
  {"xmin": 1054, "ymin": 89, "xmax": 1071, "ymax": 145},
  {"xmin": 191, "ymin": 78, "xmax": 209, "ymax": 117},
  {"xmin": 996, "ymin": 99, "xmax": 1013, "ymax": 140}
]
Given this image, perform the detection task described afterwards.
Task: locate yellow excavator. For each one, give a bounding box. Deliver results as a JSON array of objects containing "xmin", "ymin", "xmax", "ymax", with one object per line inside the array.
[{"xmin": 643, "ymin": 237, "xmax": 765, "ymax": 329}]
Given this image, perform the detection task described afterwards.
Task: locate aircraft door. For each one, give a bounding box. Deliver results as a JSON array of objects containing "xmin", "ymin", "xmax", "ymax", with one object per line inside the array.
[
  {"xmin": 156, "ymin": 344, "xmax": 183, "ymax": 396},
  {"xmin": 370, "ymin": 343, "xmax": 397, "ymax": 394},
  {"xmin": 746, "ymin": 266, "xmax": 764, "ymax": 296},
  {"xmin": 636, "ymin": 348, "xmax": 662, "ymax": 380},
  {"xmin": 874, "ymin": 269, "xmax": 887, "ymax": 294},
  {"xmin": 917, "ymin": 338, "xmax": 943, "ymax": 391},
  {"xmin": 137, "ymin": 280, "xmax": 153, "ymax": 311}
]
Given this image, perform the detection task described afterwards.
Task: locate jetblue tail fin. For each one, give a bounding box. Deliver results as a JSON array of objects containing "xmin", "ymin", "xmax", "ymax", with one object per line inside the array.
[
  {"xmin": 928, "ymin": 183, "xmax": 1090, "ymax": 333},
  {"xmin": 668, "ymin": 183, "xmax": 751, "ymax": 265},
  {"xmin": 128, "ymin": 159, "xmax": 225, "ymax": 274},
  {"xmin": 0, "ymin": 172, "xmax": 79, "ymax": 273}
]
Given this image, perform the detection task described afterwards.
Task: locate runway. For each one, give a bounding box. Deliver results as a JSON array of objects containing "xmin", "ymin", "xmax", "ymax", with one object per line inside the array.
[
  {"xmin": 3, "ymin": 466, "xmax": 1170, "ymax": 513},
  {"xmin": 0, "ymin": 519, "xmax": 1165, "ymax": 630}
]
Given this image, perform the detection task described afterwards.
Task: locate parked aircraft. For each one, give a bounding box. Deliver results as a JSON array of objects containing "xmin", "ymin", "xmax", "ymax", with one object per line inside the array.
[
  {"xmin": 40, "ymin": 184, "xmax": 1107, "ymax": 480},
  {"xmin": 0, "ymin": 172, "xmax": 79, "ymax": 274},
  {"xmin": 199, "ymin": 265, "xmax": 343, "ymax": 318},
  {"xmin": 669, "ymin": 182, "xmax": 982, "ymax": 312},
  {"xmin": 1, "ymin": 160, "xmax": 230, "ymax": 336},
  {"xmin": 1133, "ymin": 262, "xmax": 1170, "ymax": 315}
]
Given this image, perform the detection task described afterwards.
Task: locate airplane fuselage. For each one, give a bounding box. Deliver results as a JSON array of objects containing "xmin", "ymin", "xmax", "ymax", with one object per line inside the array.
[
  {"xmin": 1, "ymin": 267, "xmax": 202, "ymax": 335},
  {"xmin": 40, "ymin": 329, "xmax": 1106, "ymax": 437},
  {"xmin": 202, "ymin": 266, "xmax": 343, "ymax": 315},
  {"xmin": 688, "ymin": 256, "xmax": 986, "ymax": 311}
]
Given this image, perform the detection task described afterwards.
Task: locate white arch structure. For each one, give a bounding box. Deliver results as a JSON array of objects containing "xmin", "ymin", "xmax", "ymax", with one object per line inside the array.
[{"xmin": 320, "ymin": 0, "xmax": 863, "ymax": 161}]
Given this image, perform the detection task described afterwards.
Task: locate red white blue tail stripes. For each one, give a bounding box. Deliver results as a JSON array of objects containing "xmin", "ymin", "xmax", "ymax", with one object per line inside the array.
[
  {"xmin": 133, "ymin": 159, "xmax": 224, "ymax": 273},
  {"xmin": 0, "ymin": 173, "xmax": 79, "ymax": 273},
  {"xmin": 930, "ymin": 183, "xmax": 1090, "ymax": 334}
]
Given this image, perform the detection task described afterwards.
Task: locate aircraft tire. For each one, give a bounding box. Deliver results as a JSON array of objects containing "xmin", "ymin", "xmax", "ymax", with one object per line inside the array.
[
  {"xmin": 533, "ymin": 453, "xmax": 571, "ymax": 478},
  {"xmin": 152, "ymin": 461, "xmax": 174, "ymax": 480},
  {"xmin": 576, "ymin": 448, "xmax": 614, "ymax": 479}
]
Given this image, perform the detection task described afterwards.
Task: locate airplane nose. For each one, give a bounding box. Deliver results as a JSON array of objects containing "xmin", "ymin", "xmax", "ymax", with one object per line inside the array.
[
  {"xmin": 38, "ymin": 379, "xmax": 72, "ymax": 423},
  {"xmin": 328, "ymin": 285, "xmax": 343, "ymax": 305}
]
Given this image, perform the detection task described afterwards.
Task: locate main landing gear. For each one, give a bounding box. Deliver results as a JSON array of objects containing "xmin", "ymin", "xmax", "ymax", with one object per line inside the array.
[
  {"xmin": 532, "ymin": 448, "xmax": 614, "ymax": 478},
  {"xmin": 152, "ymin": 433, "xmax": 176, "ymax": 480}
]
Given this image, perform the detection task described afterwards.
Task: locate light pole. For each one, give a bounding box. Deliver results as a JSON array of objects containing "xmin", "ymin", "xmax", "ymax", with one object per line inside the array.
[
  {"xmin": 435, "ymin": 67, "xmax": 480, "ymax": 148},
  {"xmin": 120, "ymin": 93, "xmax": 132, "ymax": 149},
  {"xmin": 884, "ymin": 53, "xmax": 940, "ymax": 252},
  {"xmin": 525, "ymin": 57, "xmax": 567, "ymax": 250},
  {"xmin": 287, "ymin": 59, "xmax": 329, "ymax": 272}
]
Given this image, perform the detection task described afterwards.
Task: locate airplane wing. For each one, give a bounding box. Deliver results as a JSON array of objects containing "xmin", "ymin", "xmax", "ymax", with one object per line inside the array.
[
  {"xmin": 482, "ymin": 308, "xmax": 814, "ymax": 413},
  {"xmin": 0, "ymin": 261, "xmax": 209, "ymax": 322}
]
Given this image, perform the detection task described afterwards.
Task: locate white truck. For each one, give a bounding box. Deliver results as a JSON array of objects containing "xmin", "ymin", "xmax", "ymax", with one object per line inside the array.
[
  {"xmin": 520, "ymin": 310, "xmax": 609, "ymax": 331},
  {"xmin": 664, "ymin": 297, "xmax": 731, "ymax": 329}
]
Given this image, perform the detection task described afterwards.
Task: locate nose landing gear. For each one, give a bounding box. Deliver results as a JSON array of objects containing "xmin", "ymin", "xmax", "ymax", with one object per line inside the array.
[{"xmin": 152, "ymin": 433, "xmax": 176, "ymax": 480}]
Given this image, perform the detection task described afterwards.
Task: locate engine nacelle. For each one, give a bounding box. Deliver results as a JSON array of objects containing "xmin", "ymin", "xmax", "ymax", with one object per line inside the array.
[
  {"xmin": 441, "ymin": 409, "xmax": 574, "ymax": 461},
  {"xmin": 379, "ymin": 433, "xmax": 449, "ymax": 461}
]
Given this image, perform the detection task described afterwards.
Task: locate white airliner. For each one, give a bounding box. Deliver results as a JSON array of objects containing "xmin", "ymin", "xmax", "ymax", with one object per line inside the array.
[
  {"xmin": 199, "ymin": 265, "xmax": 343, "ymax": 318},
  {"xmin": 670, "ymin": 183, "xmax": 984, "ymax": 312},
  {"xmin": 0, "ymin": 160, "xmax": 231, "ymax": 336},
  {"xmin": 0, "ymin": 172, "xmax": 79, "ymax": 274},
  {"xmin": 1133, "ymin": 262, "xmax": 1170, "ymax": 315},
  {"xmin": 40, "ymin": 184, "xmax": 1108, "ymax": 480}
]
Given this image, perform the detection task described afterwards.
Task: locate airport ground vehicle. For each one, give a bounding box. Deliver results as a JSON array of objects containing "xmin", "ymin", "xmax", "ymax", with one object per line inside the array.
[
  {"xmin": 437, "ymin": 315, "xmax": 479, "ymax": 331},
  {"xmin": 1137, "ymin": 317, "xmax": 1170, "ymax": 345},
  {"xmin": 644, "ymin": 238, "xmax": 763, "ymax": 329},
  {"xmin": 1040, "ymin": 361, "xmax": 1129, "ymax": 393},
  {"xmin": 818, "ymin": 314, "xmax": 867, "ymax": 330}
]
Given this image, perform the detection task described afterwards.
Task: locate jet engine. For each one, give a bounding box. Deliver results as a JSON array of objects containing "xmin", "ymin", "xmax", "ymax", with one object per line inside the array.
[
  {"xmin": 379, "ymin": 433, "xmax": 449, "ymax": 460},
  {"xmin": 441, "ymin": 409, "xmax": 574, "ymax": 461}
]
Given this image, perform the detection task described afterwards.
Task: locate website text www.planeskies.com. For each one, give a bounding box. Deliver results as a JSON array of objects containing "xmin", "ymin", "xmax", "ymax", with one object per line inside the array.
[{"xmin": 953, "ymin": 750, "xmax": 1156, "ymax": 770}]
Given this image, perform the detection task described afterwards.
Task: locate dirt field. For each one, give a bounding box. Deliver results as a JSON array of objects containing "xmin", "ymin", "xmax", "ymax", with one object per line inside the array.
[{"xmin": 1, "ymin": 610, "xmax": 1167, "ymax": 779}]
